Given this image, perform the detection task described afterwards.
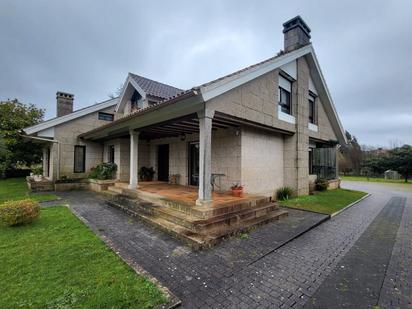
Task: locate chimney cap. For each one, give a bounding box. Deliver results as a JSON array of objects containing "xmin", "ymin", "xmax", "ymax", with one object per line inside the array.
[
  {"xmin": 56, "ymin": 91, "xmax": 74, "ymax": 99},
  {"xmin": 283, "ymin": 15, "xmax": 311, "ymax": 38}
]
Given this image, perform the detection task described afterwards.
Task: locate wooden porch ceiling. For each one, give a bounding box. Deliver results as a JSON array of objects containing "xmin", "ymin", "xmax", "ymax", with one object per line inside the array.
[{"xmin": 139, "ymin": 113, "xmax": 241, "ymax": 140}]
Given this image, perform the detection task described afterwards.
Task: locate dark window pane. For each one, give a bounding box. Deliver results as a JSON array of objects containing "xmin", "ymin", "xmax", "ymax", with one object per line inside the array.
[
  {"xmin": 98, "ymin": 112, "xmax": 114, "ymax": 121},
  {"xmin": 74, "ymin": 146, "xmax": 86, "ymax": 173},
  {"xmin": 308, "ymin": 94, "xmax": 316, "ymax": 124},
  {"xmin": 279, "ymin": 87, "xmax": 291, "ymax": 114},
  {"xmin": 108, "ymin": 145, "xmax": 115, "ymax": 163}
]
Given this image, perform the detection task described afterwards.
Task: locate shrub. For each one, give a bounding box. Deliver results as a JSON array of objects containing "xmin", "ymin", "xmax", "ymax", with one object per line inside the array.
[
  {"xmin": 139, "ymin": 167, "xmax": 155, "ymax": 181},
  {"xmin": 276, "ymin": 186, "xmax": 294, "ymax": 200},
  {"xmin": 0, "ymin": 199, "xmax": 40, "ymax": 226},
  {"xmin": 89, "ymin": 163, "xmax": 117, "ymax": 180},
  {"xmin": 315, "ymin": 178, "xmax": 329, "ymax": 191}
]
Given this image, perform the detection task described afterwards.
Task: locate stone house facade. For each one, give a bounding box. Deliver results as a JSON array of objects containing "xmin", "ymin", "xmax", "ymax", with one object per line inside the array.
[{"xmin": 24, "ymin": 16, "xmax": 346, "ymax": 203}]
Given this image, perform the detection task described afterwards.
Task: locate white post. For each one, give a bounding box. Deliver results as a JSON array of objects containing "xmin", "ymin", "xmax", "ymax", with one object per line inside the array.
[
  {"xmin": 196, "ymin": 109, "xmax": 214, "ymax": 206},
  {"xmin": 129, "ymin": 130, "xmax": 139, "ymax": 189}
]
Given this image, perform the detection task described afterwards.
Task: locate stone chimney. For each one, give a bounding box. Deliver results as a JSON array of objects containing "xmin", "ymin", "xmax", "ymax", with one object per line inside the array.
[
  {"xmin": 283, "ymin": 16, "xmax": 311, "ymax": 52},
  {"xmin": 56, "ymin": 91, "xmax": 74, "ymax": 117}
]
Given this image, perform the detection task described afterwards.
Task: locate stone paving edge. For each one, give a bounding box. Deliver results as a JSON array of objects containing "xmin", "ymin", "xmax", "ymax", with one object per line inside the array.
[
  {"xmin": 68, "ymin": 204, "xmax": 182, "ymax": 309},
  {"xmin": 330, "ymin": 193, "xmax": 371, "ymax": 217}
]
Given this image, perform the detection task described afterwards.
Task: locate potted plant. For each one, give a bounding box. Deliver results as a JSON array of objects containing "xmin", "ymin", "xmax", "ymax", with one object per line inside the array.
[
  {"xmin": 231, "ymin": 183, "xmax": 244, "ymax": 197},
  {"xmin": 139, "ymin": 166, "xmax": 155, "ymax": 181},
  {"xmin": 31, "ymin": 166, "xmax": 43, "ymax": 182}
]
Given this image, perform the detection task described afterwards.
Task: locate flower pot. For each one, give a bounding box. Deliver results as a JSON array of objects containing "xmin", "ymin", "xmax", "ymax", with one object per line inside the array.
[{"xmin": 231, "ymin": 188, "xmax": 243, "ymax": 197}]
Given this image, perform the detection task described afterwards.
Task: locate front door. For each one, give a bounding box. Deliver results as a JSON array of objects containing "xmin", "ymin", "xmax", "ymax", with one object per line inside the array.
[
  {"xmin": 188, "ymin": 142, "xmax": 199, "ymax": 186},
  {"xmin": 157, "ymin": 144, "xmax": 169, "ymax": 181}
]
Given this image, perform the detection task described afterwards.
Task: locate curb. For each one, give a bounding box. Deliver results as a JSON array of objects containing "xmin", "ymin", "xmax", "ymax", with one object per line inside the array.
[
  {"xmin": 247, "ymin": 209, "xmax": 329, "ymax": 266},
  {"xmin": 68, "ymin": 205, "xmax": 181, "ymax": 309},
  {"xmin": 330, "ymin": 193, "xmax": 371, "ymax": 217}
]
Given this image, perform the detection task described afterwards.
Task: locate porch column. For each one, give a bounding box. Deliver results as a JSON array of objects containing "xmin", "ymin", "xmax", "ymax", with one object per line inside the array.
[
  {"xmin": 196, "ymin": 109, "xmax": 214, "ymax": 206},
  {"xmin": 129, "ymin": 130, "xmax": 139, "ymax": 189}
]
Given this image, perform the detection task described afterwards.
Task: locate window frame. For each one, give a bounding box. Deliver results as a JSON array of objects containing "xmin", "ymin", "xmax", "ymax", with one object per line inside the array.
[
  {"xmin": 108, "ymin": 145, "xmax": 115, "ymax": 164},
  {"xmin": 279, "ymin": 86, "xmax": 292, "ymax": 115},
  {"xmin": 98, "ymin": 112, "xmax": 114, "ymax": 121},
  {"xmin": 73, "ymin": 145, "xmax": 86, "ymax": 173},
  {"xmin": 308, "ymin": 92, "xmax": 316, "ymax": 124}
]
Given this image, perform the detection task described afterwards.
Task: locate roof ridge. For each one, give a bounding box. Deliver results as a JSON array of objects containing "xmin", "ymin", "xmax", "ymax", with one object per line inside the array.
[{"xmin": 129, "ymin": 72, "xmax": 184, "ymax": 92}]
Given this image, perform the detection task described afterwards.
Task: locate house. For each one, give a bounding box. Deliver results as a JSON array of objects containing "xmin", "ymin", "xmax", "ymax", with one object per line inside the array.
[{"xmin": 24, "ymin": 16, "xmax": 346, "ymax": 245}]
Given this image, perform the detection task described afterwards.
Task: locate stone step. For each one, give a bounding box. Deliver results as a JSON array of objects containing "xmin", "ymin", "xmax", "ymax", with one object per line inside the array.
[
  {"xmin": 107, "ymin": 186, "xmax": 124, "ymax": 194},
  {"xmin": 106, "ymin": 200, "xmax": 214, "ymax": 249},
  {"xmin": 155, "ymin": 202, "xmax": 280, "ymax": 234}
]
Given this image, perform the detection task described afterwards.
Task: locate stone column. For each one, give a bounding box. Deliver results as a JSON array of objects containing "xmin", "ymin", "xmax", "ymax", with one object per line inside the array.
[
  {"xmin": 129, "ymin": 130, "xmax": 139, "ymax": 189},
  {"xmin": 196, "ymin": 109, "xmax": 214, "ymax": 206}
]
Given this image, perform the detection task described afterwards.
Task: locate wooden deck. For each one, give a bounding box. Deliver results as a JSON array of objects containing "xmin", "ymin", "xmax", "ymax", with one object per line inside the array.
[{"xmin": 117, "ymin": 181, "xmax": 258, "ymax": 208}]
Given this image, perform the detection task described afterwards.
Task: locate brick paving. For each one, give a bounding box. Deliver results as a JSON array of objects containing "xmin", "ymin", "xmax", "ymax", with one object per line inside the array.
[
  {"xmin": 58, "ymin": 182, "xmax": 412, "ymax": 308},
  {"xmin": 303, "ymin": 196, "xmax": 406, "ymax": 308},
  {"xmin": 378, "ymin": 195, "xmax": 412, "ymax": 308}
]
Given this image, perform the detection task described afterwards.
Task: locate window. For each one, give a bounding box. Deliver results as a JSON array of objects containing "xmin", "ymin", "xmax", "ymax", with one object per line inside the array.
[
  {"xmin": 74, "ymin": 145, "xmax": 86, "ymax": 173},
  {"xmin": 108, "ymin": 145, "xmax": 115, "ymax": 163},
  {"xmin": 98, "ymin": 112, "xmax": 114, "ymax": 121},
  {"xmin": 278, "ymin": 75, "xmax": 292, "ymax": 115},
  {"xmin": 309, "ymin": 93, "xmax": 316, "ymax": 124},
  {"xmin": 131, "ymin": 90, "xmax": 142, "ymax": 110}
]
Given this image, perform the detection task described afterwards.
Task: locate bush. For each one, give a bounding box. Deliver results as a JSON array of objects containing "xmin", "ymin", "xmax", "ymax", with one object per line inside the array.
[
  {"xmin": 315, "ymin": 178, "xmax": 329, "ymax": 191},
  {"xmin": 276, "ymin": 186, "xmax": 294, "ymax": 200},
  {"xmin": 0, "ymin": 199, "xmax": 40, "ymax": 226},
  {"xmin": 89, "ymin": 163, "xmax": 117, "ymax": 180}
]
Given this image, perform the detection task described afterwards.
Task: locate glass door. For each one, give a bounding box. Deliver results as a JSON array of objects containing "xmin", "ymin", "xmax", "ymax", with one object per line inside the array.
[{"xmin": 188, "ymin": 142, "xmax": 199, "ymax": 186}]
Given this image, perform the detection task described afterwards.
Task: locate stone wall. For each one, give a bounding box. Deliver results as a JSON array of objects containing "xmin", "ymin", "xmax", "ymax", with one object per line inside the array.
[
  {"xmin": 51, "ymin": 105, "xmax": 117, "ymax": 180},
  {"xmin": 146, "ymin": 128, "xmax": 241, "ymax": 191},
  {"xmin": 241, "ymin": 127, "xmax": 284, "ymax": 196},
  {"xmin": 207, "ymin": 70, "xmax": 296, "ymax": 133}
]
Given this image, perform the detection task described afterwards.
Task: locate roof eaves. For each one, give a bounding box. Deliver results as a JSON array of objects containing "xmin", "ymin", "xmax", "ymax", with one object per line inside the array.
[{"xmin": 24, "ymin": 97, "xmax": 118, "ymax": 135}]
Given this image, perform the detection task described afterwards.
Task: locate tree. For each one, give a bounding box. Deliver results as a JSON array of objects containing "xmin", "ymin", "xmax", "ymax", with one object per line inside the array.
[
  {"xmin": 339, "ymin": 131, "xmax": 363, "ymax": 174},
  {"xmin": 390, "ymin": 145, "xmax": 412, "ymax": 183},
  {"xmin": 0, "ymin": 99, "xmax": 44, "ymax": 175}
]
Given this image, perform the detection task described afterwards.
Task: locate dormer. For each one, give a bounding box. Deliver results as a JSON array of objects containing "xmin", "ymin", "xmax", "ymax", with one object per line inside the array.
[{"xmin": 115, "ymin": 73, "xmax": 183, "ymax": 115}]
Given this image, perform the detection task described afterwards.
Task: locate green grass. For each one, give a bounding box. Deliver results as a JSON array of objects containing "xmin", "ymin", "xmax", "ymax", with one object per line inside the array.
[
  {"xmin": 0, "ymin": 206, "xmax": 166, "ymax": 308},
  {"xmin": 280, "ymin": 189, "xmax": 367, "ymax": 215},
  {"xmin": 340, "ymin": 175, "xmax": 411, "ymax": 184},
  {"xmin": 0, "ymin": 178, "xmax": 59, "ymax": 204}
]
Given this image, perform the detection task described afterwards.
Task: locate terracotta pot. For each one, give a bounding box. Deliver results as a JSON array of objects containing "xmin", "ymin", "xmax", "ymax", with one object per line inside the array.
[{"xmin": 231, "ymin": 188, "xmax": 243, "ymax": 197}]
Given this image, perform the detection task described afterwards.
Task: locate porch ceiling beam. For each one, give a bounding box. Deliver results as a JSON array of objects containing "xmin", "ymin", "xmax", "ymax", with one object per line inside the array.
[
  {"xmin": 138, "ymin": 113, "xmax": 198, "ymax": 132},
  {"xmin": 161, "ymin": 126, "xmax": 198, "ymax": 134},
  {"xmin": 163, "ymin": 124, "xmax": 199, "ymax": 132},
  {"xmin": 212, "ymin": 118, "xmax": 240, "ymax": 127},
  {"xmin": 147, "ymin": 128, "xmax": 185, "ymax": 134}
]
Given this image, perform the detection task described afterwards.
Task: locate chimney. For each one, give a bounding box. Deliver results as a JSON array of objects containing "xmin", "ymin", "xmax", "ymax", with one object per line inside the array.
[
  {"xmin": 283, "ymin": 16, "xmax": 311, "ymax": 52},
  {"xmin": 56, "ymin": 91, "xmax": 74, "ymax": 117}
]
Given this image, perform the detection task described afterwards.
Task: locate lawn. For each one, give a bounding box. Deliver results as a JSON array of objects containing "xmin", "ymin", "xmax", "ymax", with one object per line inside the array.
[
  {"xmin": 280, "ymin": 188, "xmax": 367, "ymax": 215},
  {"xmin": 0, "ymin": 206, "xmax": 166, "ymax": 308},
  {"xmin": 0, "ymin": 177, "xmax": 59, "ymax": 204},
  {"xmin": 340, "ymin": 175, "xmax": 411, "ymax": 184}
]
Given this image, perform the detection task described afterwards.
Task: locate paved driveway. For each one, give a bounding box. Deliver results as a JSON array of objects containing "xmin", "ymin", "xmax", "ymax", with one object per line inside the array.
[{"xmin": 59, "ymin": 181, "xmax": 411, "ymax": 308}]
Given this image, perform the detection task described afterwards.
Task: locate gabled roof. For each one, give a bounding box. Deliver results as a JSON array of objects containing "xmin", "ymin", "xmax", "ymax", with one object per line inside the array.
[
  {"xmin": 115, "ymin": 73, "xmax": 184, "ymax": 113},
  {"xmin": 129, "ymin": 73, "xmax": 183, "ymax": 99},
  {"xmin": 82, "ymin": 44, "xmax": 347, "ymax": 145},
  {"xmin": 24, "ymin": 97, "xmax": 118, "ymax": 135}
]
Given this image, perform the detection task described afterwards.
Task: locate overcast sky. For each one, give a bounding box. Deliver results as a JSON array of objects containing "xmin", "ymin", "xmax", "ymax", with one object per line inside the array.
[{"xmin": 1, "ymin": 0, "xmax": 411, "ymax": 147}]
